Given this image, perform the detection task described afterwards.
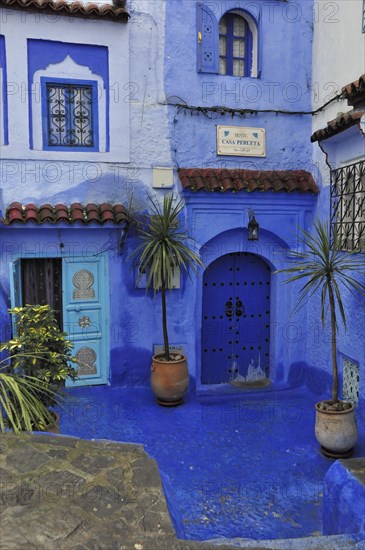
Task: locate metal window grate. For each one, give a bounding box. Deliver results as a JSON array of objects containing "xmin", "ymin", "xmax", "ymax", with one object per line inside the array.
[
  {"xmin": 46, "ymin": 83, "xmax": 94, "ymax": 148},
  {"xmin": 330, "ymin": 160, "xmax": 365, "ymax": 251},
  {"xmin": 343, "ymin": 357, "xmax": 360, "ymax": 407}
]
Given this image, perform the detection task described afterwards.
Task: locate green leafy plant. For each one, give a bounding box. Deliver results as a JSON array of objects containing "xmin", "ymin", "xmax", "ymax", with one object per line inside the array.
[
  {"xmin": 0, "ymin": 304, "xmax": 78, "ymax": 409},
  {"xmin": 130, "ymin": 194, "xmax": 204, "ymax": 360},
  {"xmin": 278, "ymin": 219, "xmax": 365, "ymax": 407}
]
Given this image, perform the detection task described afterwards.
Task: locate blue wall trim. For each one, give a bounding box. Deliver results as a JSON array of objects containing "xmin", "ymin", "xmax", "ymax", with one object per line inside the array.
[
  {"xmin": 40, "ymin": 77, "xmax": 99, "ymax": 152},
  {"xmin": 0, "ymin": 35, "xmax": 9, "ymax": 145},
  {"xmin": 197, "ymin": 3, "xmax": 219, "ymax": 73},
  {"xmin": 323, "ymin": 460, "xmax": 365, "ymax": 537},
  {"xmin": 27, "ymin": 39, "xmax": 109, "ymax": 151}
]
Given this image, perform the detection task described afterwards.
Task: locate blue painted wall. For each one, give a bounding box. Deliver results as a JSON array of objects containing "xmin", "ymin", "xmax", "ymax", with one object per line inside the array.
[
  {"xmin": 157, "ymin": 1, "xmax": 324, "ymax": 389},
  {"xmin": 1, "ymin": 0, "xmax": 362, "ymax": 405},
  {"xmin": 323, "ymin": 460, "xmax": 365, "ymax": 537},
  {"xmin": 309, "ymin": 133, "xmax": 365, "ymax": 408},
  {"xmin": 164, "ymin": 0, "xmax": 314, "ymax": 173}
]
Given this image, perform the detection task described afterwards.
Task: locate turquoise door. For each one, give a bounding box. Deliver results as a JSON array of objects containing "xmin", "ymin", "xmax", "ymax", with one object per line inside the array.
[
  {"xmin": 9, "ymin": 259, "xmax": 22, "ymax": 336},
  {"xmin": 62, "ymin": 255, "xmax": 109, "ymax": 386}
]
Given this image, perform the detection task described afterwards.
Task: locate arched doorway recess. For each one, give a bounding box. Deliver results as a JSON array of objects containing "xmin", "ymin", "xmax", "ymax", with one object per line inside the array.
[{"xmin": 201, "ymin": 252, "xmax": 271, "ymax": 385}]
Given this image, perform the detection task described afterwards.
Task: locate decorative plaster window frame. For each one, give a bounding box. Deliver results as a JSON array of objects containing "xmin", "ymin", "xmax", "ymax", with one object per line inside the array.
[{"xmin": 31, "ymin": 55, "xmax": 107, "ymax": 153}]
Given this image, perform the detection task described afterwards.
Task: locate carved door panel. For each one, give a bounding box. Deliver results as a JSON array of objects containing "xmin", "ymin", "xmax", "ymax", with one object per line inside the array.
[
  {"xmin": 201, "ymin": 252, "xmax": 270, "ymax": 385},
  {"xmin": 62, "ymin": 256, "xmax": 109, "ymax": 386}
]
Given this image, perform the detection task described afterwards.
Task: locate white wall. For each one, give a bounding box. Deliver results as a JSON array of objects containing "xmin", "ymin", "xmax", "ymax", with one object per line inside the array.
[
  {"xmin": 312, "ymin": 0, "xmax": 365, "ymax": 131},
  {"xmin": 0, "ymin": 2, "xmax": 172, "ymax": 207},
  {"xmin": 311, "ymin": 0, "xmax": 365, "ymax": 185},
  {"xmin": 0, "ymin": 8, "xmax": 129, "ymax": 163}
]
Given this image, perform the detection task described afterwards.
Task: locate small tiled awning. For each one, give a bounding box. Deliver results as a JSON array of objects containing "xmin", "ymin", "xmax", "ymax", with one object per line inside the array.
[
  {"xmin": 178, "ymin": 169, "xmax": 319, "ymax": 194},
  {"xmin": 0, "ymin": 0, "xmax": 129, "ymax": 22},
  {"xmin": 342, "ymin": 74, "xmax": 365, "ymax": 107},
  {"xmin": 3, "ymin": 202, "xmax": 129, "ymax": 225},
  {"xmin": 311, "ymin": 111, "xmax": 364, "ymax": 143},
  {"xmin": 311, "ymin": 74, "xmax": 365, "ymax": 143}
]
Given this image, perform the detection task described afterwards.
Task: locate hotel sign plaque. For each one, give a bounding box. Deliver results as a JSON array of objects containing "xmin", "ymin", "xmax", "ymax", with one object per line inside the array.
[{"xmin": 217, "ymin": 125, "xmax": 266, "ymax": 157}]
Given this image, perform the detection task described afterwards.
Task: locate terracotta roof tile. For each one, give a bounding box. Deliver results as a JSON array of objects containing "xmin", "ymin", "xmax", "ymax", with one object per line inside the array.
[
  {"xmin": 24, "ymin": 203, "xmax": 38, "ymax": 223},
  {"xmin": 85, "ymin": 203, "xmax": 99, "ymax": 223},
  {"xmin": 38, "ymin": 204, "xmax": 54, "ymax": 223},
  {"xmin": 54, "ymin": 204, "xmax": 69, "ymax": 223},
  {"xmin": 342, "ymin": 74, "xmax": 365, "ymax": 107},
  {"xmin": 178, "ymin": 169, "xmax": 319, "ymax": 194},
  {"xmin": 311, "ymin": 110, "xmax": 364, "ymax": 143},
  {"xmin": 7, "ymin": 202, "xmax": 24, "ymax": 224},
  {"xmin": 0, "ymin": 0, "xmax": 129, "ymax": 22},
  {"xmin": 113, "ymin": 204, "xmax": 128, "ymax": 224},
  {"xmin": 70, "ymin": 203, "xmax": 84, "ymax": 223},
  {"xmin": 2, "ymin": 202, "xmax": 129, "ymax": 225}
]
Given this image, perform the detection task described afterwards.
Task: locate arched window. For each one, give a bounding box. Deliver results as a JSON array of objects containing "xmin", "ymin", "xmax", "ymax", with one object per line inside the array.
[
  {"xmin": 219, "ymin": 13, "xmax": 252, "ymax": 77},
  {"xmin": 197, "ymin": 4, "xmax": 258, "ymax": 77}
]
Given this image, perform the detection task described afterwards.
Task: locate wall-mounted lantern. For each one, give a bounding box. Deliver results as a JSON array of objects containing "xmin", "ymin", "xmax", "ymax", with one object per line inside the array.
[{"xmin": 248, "ymin": 210, "xmax": 259, "ymax": 241}]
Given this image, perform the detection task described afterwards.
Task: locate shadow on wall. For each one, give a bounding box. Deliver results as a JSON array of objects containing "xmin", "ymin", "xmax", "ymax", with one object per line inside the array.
[
  {"xmin": 288, "ymin": 361, "xmax": 331, "ymax": 395},
  {"xmin": 18, "ymin": 174, "xmax": 148, "ymax": 209},
  {"xmin": 110, "ymin": 345, "xmax": 151, "ymax": 387}
]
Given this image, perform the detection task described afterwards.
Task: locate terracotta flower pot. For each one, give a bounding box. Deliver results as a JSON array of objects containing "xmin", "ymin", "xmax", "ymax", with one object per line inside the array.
[
  {"xmin": 315, "ymin": 401, "xmax": 357, "ymax": 458},
  {"xmin": 151, "ymin": 353, "xmax": 189, "ymax": 406},
  {"xmin": 42, "ymin": 411, "xmax": 60, "ymax": 434}
]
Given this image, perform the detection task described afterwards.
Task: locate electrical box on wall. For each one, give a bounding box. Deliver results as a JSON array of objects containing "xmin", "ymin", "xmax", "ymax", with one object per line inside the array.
[
  {"xmin": 152, "ymin": 167, "xmax": 174, "ymax": 189},
  {"xmin": 135, "ymin": 266, "xmax": 180, "ymax": 289},
  {"xmin": 135, "ymin": 266, "xmax": 148, "ymax": 289}
]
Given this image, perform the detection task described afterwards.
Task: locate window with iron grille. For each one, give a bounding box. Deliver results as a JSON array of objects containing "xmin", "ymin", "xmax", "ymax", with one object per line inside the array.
[
  {"xmin": 41, "ymin": 78, "xmax": 98, "ymax": 152},
  {"xmin": 219, "ymin": 13, "xmax": 252, "ymax": 77},
  {"xmin": 331, "ymin": 160, "xmax": 365, "ymax": 251}
]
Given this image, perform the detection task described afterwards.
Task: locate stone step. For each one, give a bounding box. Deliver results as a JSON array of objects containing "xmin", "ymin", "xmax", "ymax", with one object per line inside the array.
[{"xmin": 206, "ymin": 533, "xmax": 364, "ymax": 549}]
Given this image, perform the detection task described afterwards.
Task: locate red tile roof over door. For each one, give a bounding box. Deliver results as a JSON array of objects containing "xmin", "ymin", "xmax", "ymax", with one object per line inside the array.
[
  {"xmin": 0, "ymin": 0, "xmax": 129, "ymax": 22},
  {"xmin": 2, "ymin": 202, "xmax": 129, "ymax": 225},
  {"xmin": 178, "ymin": 169, "xmax": 319, "ymax": 194}
]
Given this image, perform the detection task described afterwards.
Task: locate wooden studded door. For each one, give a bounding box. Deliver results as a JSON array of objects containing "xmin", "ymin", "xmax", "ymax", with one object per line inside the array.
[{"xmin": 201, "ymin": 252, "xmax": 271, "ymax": 385}]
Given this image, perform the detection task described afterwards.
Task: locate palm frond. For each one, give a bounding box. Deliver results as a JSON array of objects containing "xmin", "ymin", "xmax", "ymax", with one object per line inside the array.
[
  {"xmin": 130, "ymin": 194, "xmax": 204, "ymax": 292},
  {"xmin": 0, "ymin": 372, "xmax": 56, "ymax": 433},
  {"xmin": 276, "ymin": 218, "xmax": 365, "ymax": 330}
]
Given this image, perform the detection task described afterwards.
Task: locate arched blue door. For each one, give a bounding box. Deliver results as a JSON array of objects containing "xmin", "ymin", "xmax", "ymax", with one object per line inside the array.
[{"xmin": 201, "ymin": 252, "xmax": 271, "ymax": 384}]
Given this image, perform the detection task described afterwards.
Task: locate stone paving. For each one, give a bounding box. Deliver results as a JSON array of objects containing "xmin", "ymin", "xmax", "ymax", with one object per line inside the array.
[
  {"xmin": 0, "ymin": 433, "xmax": 261, "ymax": 550},
  {"xmin": 0, "ymin": 432, "xmax": 363, "ymax": 550}
]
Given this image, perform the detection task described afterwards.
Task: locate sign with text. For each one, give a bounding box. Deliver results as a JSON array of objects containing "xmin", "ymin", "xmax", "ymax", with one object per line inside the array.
[
  {"xmin": 153, "ymin": 344, "xmax": 187, "ymax": 357},
  {"xmin": 217, "ymin": 125, "xmax": 266, "ymax": 157}
]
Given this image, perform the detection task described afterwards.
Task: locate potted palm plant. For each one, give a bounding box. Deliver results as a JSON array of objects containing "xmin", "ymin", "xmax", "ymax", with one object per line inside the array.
[
  {"xmin": 0, "ymin": 304, "xmax": 78, "ymax": 431},
  {"xmin": 130, "ymin": 194, "xmax": 204, "ymax": 406},
  {"xmin": 279, "ymin": 219, "xmax": 364, "ymax": 457}
]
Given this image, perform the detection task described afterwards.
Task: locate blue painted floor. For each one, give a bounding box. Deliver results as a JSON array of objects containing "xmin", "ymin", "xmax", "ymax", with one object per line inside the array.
[{"xmin": 59, "ymin": 386, "xmax": 365, "ymax": 541}]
